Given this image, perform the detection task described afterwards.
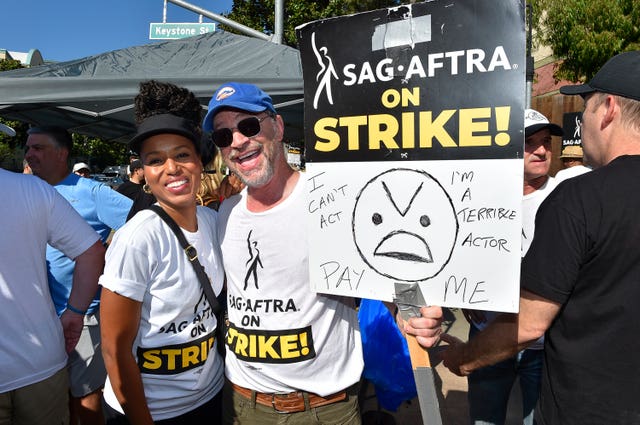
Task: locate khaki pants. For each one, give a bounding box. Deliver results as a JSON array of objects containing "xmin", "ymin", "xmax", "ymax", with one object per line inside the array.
[
  {"xmin": 222, "ymin": 380, "xmax": 361, "ymax": 425},
  {"xmin": 0, "ymin": 367, "xmax": 69, "ymax": 425}
]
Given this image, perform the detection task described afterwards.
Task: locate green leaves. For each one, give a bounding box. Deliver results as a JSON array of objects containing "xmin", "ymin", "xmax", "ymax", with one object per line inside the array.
[
  {"xmin": 533, "ymin": 0, "xmax": 640, "ymax": 81},
  {"xmin": 222, "ymin": 0, "xmax": 401, "ymax": 47},
  {"xmin": 70, "ymin": 134, "xmax": 129, "ymax": 167},
  {"xmin": 0, "ymin": 59, "xmax": 22, "ymax": 72}
]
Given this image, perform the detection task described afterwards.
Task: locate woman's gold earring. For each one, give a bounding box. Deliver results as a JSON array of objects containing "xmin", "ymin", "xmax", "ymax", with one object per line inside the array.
[{"xmin": 143, "ymin": 184, "xmax": 152, "ymax": 194}]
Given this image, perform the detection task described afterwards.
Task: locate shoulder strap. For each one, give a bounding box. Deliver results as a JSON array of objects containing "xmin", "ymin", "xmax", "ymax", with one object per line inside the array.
[{"xmin": 148, "ymin": 205, "xmax": 221, "ymax": 316}]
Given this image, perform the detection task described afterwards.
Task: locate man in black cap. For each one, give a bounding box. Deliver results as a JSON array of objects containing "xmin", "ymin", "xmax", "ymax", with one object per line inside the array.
[
  {"xmin": 116, "ymin": 159, "xmax": 156, "ymax": 220},
  {"xmin": 116, "ymin": 159, "xmax": 145, "ymax": 199},
  {"xmin": 437, "ymin": 51, "xmax": 640, "ymax": 424}
]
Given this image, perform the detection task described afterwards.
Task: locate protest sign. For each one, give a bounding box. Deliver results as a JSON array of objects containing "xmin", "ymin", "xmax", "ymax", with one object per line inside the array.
[
  {"xmin": 562, "ymin": 112, "xmax": 583, "ymax": 150},
  {"xmin": 297, "ymin": 0, "xmax": 526, "ymax": 313}
]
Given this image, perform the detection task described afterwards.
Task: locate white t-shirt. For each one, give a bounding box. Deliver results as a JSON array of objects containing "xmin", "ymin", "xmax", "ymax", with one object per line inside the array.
[
  {"xmin": 473, "ymin": 177, "xmax": 557, "ymax": 350},
  {"xmin": 217, "ymin": 174, "xmax": 363, "ymax": 396},
  {"xmin": 0, "ymin": 170, "xmax": 99, "ymax": 392},
  {"xmin": 521, "ymin": 176, "xmax": 558, "ymax": 255},
  {"xmin": 100, "ymin": 207, "xmax": 224, "ymax": 421},
  {"xmin": 554, "ymin": 165, "xmax": 591, "ymax": 184}
]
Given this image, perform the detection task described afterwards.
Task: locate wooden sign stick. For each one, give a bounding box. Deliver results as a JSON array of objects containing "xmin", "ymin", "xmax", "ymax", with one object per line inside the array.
[{"xmin": 395, "ymin": 282, "xmax": 443, "ymax": 425}]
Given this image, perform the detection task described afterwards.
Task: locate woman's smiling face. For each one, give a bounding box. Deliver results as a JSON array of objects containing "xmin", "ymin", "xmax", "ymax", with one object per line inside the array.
[{"xmin": 140, "ymin": 133, "xmax": 202, "ymax": 212}]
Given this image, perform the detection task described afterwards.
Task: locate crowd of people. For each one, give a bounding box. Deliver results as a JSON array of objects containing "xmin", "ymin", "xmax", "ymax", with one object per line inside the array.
[{"xmin": 1, "ymin": 49, "xmax": 638, "ymax": 425}]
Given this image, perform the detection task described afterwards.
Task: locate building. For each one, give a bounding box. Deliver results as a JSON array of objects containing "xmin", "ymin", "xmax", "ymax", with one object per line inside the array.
[{"xmin": 0, "ymin": 48, "xmax": 44, "ymax": 67}]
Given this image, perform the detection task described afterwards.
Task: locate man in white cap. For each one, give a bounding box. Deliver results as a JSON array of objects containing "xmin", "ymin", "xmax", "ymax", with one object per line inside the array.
[
  {"xmin": 462, "ymin": 108, "xmax": 563, "ymax": 425},
  {"xmin": 72, "ymin": 162, "xmax": 92, "ymax": 178},
  {"xmin": 439, "ymin": 50, "xmax": 640, "ymax": 425}
]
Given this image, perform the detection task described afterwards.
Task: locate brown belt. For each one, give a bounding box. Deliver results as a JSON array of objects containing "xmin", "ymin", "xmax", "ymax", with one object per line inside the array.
[{"xmin": 231, "ymin": 383, "xmax": 348, "ymax": 413}]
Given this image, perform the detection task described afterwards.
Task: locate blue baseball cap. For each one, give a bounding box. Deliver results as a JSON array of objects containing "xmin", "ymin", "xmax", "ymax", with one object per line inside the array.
[{"xmin": 203, "ymin": 82, "xmax": 276, "ymax": 132}]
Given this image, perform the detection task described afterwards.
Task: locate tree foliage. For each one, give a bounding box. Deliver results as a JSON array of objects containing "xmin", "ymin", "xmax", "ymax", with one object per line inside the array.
[
  {"xmin": 532, "ymin": 0, "xmax": 640, "ymax": 81},
  {"xmin": 0, "ymin": 60, "xmax": 27, "ymax": 168},
  {"xmin": 0, "ymin": 58, "xmax": 22, "ymax": 72},
  {"xmin": 223, "ymin": 0, "xmax": 639, "ymax": 80},
  {"xmin": 0, "ymin": 141, "xmax": 12, "ymax": 165},
  {"xmin": 0, "ymin": 59, "xmax": 24, "ymax": 145},
  {"xmin": 71, "ymin": 134, "xmax": 130, "ymax": 168},
  {"xmin": 222, "ymin": 0, "xmax": 401, "ymax": 47}
]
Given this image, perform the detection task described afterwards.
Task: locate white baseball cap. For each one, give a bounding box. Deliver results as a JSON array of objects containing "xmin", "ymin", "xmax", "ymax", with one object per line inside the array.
[
  {"xmin": 0, "ymin": 123, "xmax": 16, "ymax": 137},
  {"xmin": 72, "ymin": 162, "xmax": 91, "ymax": 173},
  {"xmin": 524, "ymin": 109, "xmax": 563, "ymax": 138}
]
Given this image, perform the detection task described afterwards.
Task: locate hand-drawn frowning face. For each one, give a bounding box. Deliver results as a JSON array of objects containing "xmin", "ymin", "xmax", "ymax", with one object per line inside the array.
[{"xmin": 352, "ymin": 168, "xmax": 458, "ymax": 282}]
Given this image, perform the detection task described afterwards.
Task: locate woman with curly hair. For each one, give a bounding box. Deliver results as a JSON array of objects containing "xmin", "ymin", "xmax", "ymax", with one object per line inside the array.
[{"xmin": 100, "ymin": 80, "xmax": 225, "ymax": 424}]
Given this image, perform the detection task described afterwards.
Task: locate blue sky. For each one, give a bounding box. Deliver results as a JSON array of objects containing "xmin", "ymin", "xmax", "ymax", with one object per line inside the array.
[{"xmin": 1, "ymin": 0, "xmax": 235, "ymax": 62}]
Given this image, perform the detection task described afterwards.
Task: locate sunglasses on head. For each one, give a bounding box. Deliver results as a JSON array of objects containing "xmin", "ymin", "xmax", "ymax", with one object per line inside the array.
[{"xmin": 210, "ymin": 114, "xmax": 272, "ymax": 148}]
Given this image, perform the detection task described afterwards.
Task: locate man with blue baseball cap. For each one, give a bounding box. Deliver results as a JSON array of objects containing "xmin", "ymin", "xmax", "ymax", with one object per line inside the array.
[
  {"xmin": 205, "ymin": 82, "xmax": 444, "ymax": 424},
  {"xmin": 437, "ymin": 50, "xmax": 640, "ymax": 424},
  {"xmin": 204, "ymin": 82, "xmax": 364, "ymax": 424}
]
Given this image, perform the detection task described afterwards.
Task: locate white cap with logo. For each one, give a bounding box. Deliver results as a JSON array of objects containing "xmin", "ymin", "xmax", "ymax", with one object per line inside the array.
[{"xmin": 524, "ymin": 109, "xmax": 563, "ymax": 138}]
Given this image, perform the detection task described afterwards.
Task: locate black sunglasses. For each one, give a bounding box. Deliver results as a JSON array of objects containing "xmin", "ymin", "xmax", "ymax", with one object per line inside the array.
[{"xmin": 210, "ymin": 114, "xmax": 272, "ymax": 148}]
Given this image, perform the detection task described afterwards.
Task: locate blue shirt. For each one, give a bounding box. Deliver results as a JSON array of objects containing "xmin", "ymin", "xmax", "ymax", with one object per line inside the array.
[{"xmin": 47, "ymin": 173, "xmax": 132, "ymax": 315}]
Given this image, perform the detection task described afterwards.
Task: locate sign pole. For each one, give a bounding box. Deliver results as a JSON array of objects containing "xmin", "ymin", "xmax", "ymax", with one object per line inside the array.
[{"xmin": 395, "ymin": 283, "xmax": 443, "ymax": 425}]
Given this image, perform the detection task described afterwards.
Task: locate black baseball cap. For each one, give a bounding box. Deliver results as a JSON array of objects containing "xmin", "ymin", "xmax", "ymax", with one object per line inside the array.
[
  {"xmin": 560, "ymin": 51, "xmax": 640, "ymax": 101},
  {"xmin": 130, "ymin": 159, "xmax": 143, "ymax": 171},
  {"xmin": 129, "ymin": 113, "xmax": 200, "ymax": 155}
]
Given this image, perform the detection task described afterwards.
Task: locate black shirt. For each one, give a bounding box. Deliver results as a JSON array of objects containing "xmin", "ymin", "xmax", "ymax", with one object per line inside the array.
[
  {"xmin": 117, "ymin": 181, "xmax": 156, "ymax": 221},
  {"xmin": 522, "ymin": 155, "xmax": 640, "ymax": 425}
]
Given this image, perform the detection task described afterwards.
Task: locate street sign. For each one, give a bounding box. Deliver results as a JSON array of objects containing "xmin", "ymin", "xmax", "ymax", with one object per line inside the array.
[{"xmin": 149, "ymin": 23, "xmax": 217, "ymax": 40}]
